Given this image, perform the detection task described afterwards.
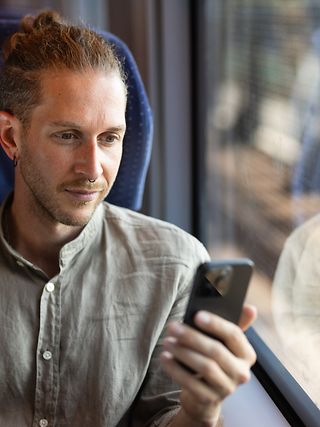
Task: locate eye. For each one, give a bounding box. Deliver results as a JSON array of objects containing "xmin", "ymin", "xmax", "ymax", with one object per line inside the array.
[
  {"xmin": 99, "ymin": 133, "xmax": 120, "ymax": 145},
  {"xmin": 59, "ymin": 132, "xmax": 78, "ymax": 140},
  {"xmin": 52, "ymin": 131, "xmax": 80, "ymax": 144}
]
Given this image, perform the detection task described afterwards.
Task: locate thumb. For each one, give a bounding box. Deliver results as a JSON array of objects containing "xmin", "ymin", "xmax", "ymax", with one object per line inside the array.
[{"xmin": 239, "ymin": 304, "xmax": 257, "ymax": 331}]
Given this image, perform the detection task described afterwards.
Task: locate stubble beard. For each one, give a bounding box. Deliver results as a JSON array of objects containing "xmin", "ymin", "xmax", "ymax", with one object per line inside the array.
[{"xmin": 18, "ymin": 146, "xmax": 107, "ymax": 227}]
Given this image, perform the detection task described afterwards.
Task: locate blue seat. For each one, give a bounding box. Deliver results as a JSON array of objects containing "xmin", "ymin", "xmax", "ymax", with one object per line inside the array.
[{"xmin": 0, "ymin": 18, "xmax": 153, "ymax": 211}]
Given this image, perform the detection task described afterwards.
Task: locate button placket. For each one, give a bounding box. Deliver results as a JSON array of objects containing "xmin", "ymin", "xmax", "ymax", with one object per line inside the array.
[
  {"xmin": 42, "ymin": 350, "xmax": 52, "ymax": 361},
  {"xmin": 45, "ymin": 282, "xmax": 55, "ymax": 293},
  {"xmin": 33, "ymin": 279, "xmax": 61, "ymax": 427}
]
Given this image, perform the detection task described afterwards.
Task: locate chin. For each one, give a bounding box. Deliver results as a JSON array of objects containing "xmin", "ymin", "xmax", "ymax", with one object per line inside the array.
[
  {"xmin": 55, "ymin": 207, "xmax": 97, "ymax": 227},
  {"xmin": 62, "ymin": 218, "xmax": 91, "ymax": 227}
]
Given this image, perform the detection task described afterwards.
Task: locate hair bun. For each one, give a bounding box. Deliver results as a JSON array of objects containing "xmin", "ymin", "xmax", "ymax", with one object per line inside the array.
[
  {"xmin": 21, "ymin": 10, "xmax": 63, "ymax": 33},
  {"xmin": 2, "ymin": 11, "xmax": 64, "ymax": 61},
  {"xmin": 33, "ymin": 10, "xmax": 63, "ymax": 29},
  {"xmin": 19, "ymin": 15, "xmax": 36, "ymax": 33}
]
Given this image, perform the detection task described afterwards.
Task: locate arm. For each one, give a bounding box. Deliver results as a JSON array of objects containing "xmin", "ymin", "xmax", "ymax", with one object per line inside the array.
[{"xmin": 160, "ymin": 305, "xmax": 257, "ymax": 427}]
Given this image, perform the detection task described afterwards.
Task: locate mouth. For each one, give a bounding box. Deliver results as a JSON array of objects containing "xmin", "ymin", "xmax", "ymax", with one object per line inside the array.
[{"xmin": 65, "ymin": 189, "xmax": 103, "ymax": 202}]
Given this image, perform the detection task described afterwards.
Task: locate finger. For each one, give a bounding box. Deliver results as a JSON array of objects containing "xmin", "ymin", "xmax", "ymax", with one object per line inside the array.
[
  {"xmin": 163, "ymin": 336, "xmax": 249, "ymax": 388},
  {"xmin": 160, "ymin": 350, "xmax": 232, "ymax": 403},
  {"xmin": 193, "ymin": 312, "xmax": 256, "ymax": 364},
  {"xmin": 239, "ymin": 304, "xmax": 257, "ymax": 331},
  {"xmin": 163, "ymin": 322, "xmax": 251, "ymax": 384}
]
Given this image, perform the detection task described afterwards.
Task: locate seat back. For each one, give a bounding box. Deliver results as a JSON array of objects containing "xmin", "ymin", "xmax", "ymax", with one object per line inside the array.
[{"xmin": 0, "ymin": 18, "xmax": 153, "ymax": 211}]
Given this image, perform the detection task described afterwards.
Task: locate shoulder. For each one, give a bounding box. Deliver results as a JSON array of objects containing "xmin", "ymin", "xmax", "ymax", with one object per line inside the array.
[{"xmin": 101, "ymin": 202, "xmax": 210, "ymax": 265}]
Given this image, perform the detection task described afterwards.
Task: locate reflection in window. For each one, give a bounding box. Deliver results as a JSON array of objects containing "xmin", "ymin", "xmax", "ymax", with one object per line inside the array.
[{"xmin": 199, "ymin": 1, "xmax": 320, "ymax": 407}]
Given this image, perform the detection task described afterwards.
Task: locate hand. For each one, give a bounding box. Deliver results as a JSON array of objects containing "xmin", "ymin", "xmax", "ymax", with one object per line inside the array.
[{"xmin": 160, "ymin": 305, "xmax": 257, "ymax": 426}]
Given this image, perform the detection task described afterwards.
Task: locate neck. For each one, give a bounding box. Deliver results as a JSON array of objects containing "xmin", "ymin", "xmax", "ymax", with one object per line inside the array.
[{"xmin": 5, "ymin": 197, "xmax": 83, "ymax": 278}]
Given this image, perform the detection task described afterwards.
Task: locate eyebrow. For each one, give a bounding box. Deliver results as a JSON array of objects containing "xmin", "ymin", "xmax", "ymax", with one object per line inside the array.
[
  {"xmin": 50, "ymin": 121, "xmax": 81, "ymax": 129},
  {"xmin": 49, "ymin": 121, "xmax": 126, "ymax": 133}
]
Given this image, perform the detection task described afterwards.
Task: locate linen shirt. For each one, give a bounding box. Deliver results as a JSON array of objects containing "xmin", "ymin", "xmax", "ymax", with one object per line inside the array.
[
  {"xmin": 0, "ymin": 199, "xmax": 209, "ymax": 427},
  {"xmin": 272, "ymin": 214, "xmax": 320, "ymax": 406}
]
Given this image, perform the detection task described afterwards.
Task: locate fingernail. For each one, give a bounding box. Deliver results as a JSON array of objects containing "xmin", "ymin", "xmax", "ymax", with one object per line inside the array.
[
  {"xmin": 163, "ymin": 336, "xmax": 177, "ymax": 349},
  {"xmin": 169, "ymin": 322, "xmax": 185, "ymax": 336},
  {"xmin": 161, "ymin": 351, "xmax": 173, "ymax": 360},
  {"xmin": 196, "ymin": 311, "xmax": 210, "ymax": 323}
]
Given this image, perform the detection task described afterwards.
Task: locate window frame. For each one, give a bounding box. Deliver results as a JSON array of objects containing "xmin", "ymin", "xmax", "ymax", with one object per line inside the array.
[{"xmin": 247, "ymin": 328, "xmax": 320, "ymax": 426}]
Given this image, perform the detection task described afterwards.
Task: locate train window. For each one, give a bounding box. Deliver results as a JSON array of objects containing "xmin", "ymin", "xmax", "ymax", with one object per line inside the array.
[{"xmin": 194, "ymin": 0, "xmax": 320, "ymax": 415}]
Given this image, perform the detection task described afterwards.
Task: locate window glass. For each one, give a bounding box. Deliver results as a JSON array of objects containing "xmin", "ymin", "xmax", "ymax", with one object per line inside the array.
[{"xmin": 199, "ymin": 0, "xmax": 320, "ymax": 408}]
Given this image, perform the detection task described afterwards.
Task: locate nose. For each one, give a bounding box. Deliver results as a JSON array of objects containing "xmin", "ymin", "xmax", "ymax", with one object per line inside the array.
[{"xmin": 74, "ymin": 139, "xmax": 103, "ymax": 181}]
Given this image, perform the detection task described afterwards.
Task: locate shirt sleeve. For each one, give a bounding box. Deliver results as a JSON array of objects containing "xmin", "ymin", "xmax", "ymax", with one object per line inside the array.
[{"xmin": 127, "ymin": 237, "xmax": 210, "ymax": 427}]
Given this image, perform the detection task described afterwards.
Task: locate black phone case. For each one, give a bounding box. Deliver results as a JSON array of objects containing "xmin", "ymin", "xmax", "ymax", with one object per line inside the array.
[{"xmin": 183, "ymin": 258, "xmax": 254, "ymax": 328}]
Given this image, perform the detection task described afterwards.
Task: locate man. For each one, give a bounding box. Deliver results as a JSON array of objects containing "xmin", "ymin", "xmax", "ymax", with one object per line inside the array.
[{"xmin": 0, "ymin": 11, "xmax": 256, "ymax": 427}]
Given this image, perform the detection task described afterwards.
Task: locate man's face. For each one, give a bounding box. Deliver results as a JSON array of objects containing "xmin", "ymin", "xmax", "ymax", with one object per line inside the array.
[{"xmin": 15, "ymin": 69, "xmax": 126, "ymax": 227}]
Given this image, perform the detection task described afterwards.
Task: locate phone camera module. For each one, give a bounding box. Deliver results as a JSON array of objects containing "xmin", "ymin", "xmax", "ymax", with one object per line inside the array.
[{"xmin": 205, "ymin": 266, "xmax": 233, "ymax": 296}]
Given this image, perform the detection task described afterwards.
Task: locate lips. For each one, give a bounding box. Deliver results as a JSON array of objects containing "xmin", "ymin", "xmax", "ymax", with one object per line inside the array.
[{"xmin": 65, "ymin": 188, "xmax": 103, "ymax": 202}]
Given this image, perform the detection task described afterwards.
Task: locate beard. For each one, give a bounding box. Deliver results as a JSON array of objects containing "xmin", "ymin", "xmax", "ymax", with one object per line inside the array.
[{"xmin": 18, "ymin": 143, "xmax": 109, "ymax": 227}]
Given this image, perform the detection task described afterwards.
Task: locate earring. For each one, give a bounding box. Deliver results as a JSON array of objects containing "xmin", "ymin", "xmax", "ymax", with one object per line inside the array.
[{"xmin": 13, "ymin": 155, "xmax": 18, "ymax": 168}]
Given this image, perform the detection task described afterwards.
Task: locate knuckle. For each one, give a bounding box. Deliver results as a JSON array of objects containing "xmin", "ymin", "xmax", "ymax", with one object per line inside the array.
[
  {"xmin": 185, "ymin": 375, "xmax": 198, "ymax": 391},
  {"xmin": 201, "ymin": 359, "xmax": 219, "ymax": 382},
  {"xmin": 220, "ymin": 381, "xmax": 235, "ymax": 397},
  {"xmin": 228, "ymin": 382, "xmax": 236, "ymax": 395},
  {"xmin": 208, "ymin": 341, "xmax": 222, "ymax": 360},
  {"xmin": 196, "ymin": 391, "xmax": 214, "ymax": 405},
  {"xmin": 229, "ymin": 324, "xmax": 243, "ymax": 342},
  {"xmin": 237, "ymin": 366, "xmax": 251, "ymax": 384},
  {"xmin": 250, "ymin": 347, "xmax": 257, "ymax": 365},
  {"xmin": 245, "ymin": 345, "xmax": 257, "ymax": 366}
]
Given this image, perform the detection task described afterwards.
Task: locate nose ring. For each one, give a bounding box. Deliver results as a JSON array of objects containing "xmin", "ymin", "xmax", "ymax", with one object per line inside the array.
[{"xmin": 88, "ymin": 179, "xmax": 96, "ymax": 183}]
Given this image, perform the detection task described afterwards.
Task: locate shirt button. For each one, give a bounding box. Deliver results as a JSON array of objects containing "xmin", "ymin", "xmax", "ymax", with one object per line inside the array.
[
  {"xmin": 39, "ymin": 419, "xmax": 48, "ymax": 427},
  {"xmin": 45, "ymin": 282, "xmax": 55, "ymax": 293},
  {"xmin": 43, "ymin": 351, "xmax": 52, "ymax": 361}
]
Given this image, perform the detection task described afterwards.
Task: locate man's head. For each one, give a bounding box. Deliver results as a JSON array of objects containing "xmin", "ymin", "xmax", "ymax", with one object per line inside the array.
[{"xmin": 0, "ymin": 11, "xmax": 127, "ymax": 228}]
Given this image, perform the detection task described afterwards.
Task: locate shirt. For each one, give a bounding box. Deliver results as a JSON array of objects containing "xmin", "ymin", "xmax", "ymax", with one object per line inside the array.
[
  {"xmin": 272, "ymin": 213, "xmax": 320, "ymax": 406},
  {"xmin": 0, "ymin": 199, "xmax": 210, "ymax": 427}
]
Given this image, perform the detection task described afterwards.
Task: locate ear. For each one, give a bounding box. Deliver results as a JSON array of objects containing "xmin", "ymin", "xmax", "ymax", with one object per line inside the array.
[{"xmin": 0, "ymin": 111, "xmax": 20, "ymax": 161}]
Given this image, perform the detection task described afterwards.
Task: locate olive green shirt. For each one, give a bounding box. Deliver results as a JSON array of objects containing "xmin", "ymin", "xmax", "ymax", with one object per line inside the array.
[{"xmin": 0, "ymin": 199, "xmax": 209, "ymax": 427}]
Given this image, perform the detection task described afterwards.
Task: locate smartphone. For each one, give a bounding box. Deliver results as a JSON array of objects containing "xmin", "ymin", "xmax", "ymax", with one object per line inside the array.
[{"xmin": 183, "ymin": 258, "xmax": 254, "ymax": 329}]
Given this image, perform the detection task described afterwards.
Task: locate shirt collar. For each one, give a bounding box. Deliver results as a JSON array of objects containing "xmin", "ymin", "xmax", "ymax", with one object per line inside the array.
[
  {"xmin": 59, "ymin": 203, "xmax": 104, "ymax": 267},
  {"xmin": 0, "ymin": 194, "xmax": 104, "ymax": 272}
]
